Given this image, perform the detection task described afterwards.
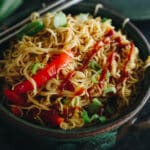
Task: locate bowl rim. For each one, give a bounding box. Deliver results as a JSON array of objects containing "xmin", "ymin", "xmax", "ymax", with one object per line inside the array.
[{"xmin": 0, "ymin": 5, "xmax": 150, "ymax": 140}]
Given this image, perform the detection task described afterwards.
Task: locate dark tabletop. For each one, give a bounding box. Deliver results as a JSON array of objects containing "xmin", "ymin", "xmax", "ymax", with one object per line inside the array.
[{"xmin": 0, "ymin": 0, "xmax": 150, "ymax": 150}]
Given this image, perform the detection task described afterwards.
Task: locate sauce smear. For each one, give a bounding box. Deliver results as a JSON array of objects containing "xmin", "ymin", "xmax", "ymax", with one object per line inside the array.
[
  {"xmin": 99, "ymin": 51, "xmax": 116, "ymax": 92},
  {"xmin": 118, "ymin": 42, "xmax": 134, "ymax": 85}
]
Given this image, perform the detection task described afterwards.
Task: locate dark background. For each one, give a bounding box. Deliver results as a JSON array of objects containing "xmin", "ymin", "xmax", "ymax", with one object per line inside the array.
[{"xmin": 0, "ymin": 0, "xmax": 150, "ymax": 150}]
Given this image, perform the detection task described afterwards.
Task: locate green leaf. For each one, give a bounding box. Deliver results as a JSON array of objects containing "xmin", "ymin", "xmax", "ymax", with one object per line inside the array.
[{"xmin": 53, "ymin": 12, "xmax": 67, "ymax": 28}]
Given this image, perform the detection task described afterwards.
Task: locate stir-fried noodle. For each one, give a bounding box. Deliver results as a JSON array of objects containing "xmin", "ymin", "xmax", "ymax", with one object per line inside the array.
[{"xmin": 0, "ymin": 12, "xmax": 149, "ymax": 130}]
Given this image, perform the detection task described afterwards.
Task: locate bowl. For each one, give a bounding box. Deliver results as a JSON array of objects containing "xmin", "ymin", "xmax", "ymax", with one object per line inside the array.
[{"xmin": 0, "ymin": 1, "xmax": 150, "ymax": 150}]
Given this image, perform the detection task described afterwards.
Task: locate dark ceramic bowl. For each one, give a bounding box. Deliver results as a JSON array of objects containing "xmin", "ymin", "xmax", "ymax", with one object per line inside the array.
[{"xmin": 0, "ymin": 1, "xmax": 150, "ymax": 150}]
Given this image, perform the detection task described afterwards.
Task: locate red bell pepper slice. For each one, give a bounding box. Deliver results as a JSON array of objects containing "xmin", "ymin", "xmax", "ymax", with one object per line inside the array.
[
  {"xmin": 11, "ymin": 106, "xmax": 22, "ymax": 117},
  {"xmin": 41, "ymin": 110, "xmax": 64, "ymax": 126},
  {"xmin": 14, "ymin": 50, "xmax": 73, "ymax": 94},
  {"xmin": 50, "ymin": 114, "xmax": 64, "ymax": 126},
  {"xmin": 4, "ymin": 89, "xmax": 26, "ymax": 106}
]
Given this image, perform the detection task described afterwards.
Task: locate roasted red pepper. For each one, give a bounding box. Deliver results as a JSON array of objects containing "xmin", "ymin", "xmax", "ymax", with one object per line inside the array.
[
  {"xmin": 11, "ymin": 106, "xmax": 22, "ymax": 117},
  {"xmin": 41, "ymin": 110, "xmax": 64, "ymax": 126},
  {"xmin": 4, "ymin": 89, "xmax": 26, "ymax": 106},
  {"xmin": 50, "ymin": 114, "xmax": 64, "ymax": 126},
  {"xmin": 4, "ymin": 51, "xmax": 73, "ymax": 106},
  {"xmin": 14, "ymin": 51, "xmax": 73, "ymax": 94}
]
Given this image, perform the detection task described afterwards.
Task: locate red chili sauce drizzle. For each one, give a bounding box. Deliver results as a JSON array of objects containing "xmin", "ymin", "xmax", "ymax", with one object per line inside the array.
[
  {"xmin": 62, "ymin": 106, "xmax": 80, "ymax": 121},
  {"xmin": 99, "ymin": 51, "xmax": 116, "ymax": 93},
  {"xmin": 80, "ymin": 41, "xmax": 105, "ymax": 71},
  {"xmin": 58, "ymin": 40, "xmax": 105, "ymax": 94},
  {"xmin": 59, "ymin": 71, "xmax": 75, "ymax": 94},
  {"xmin": 74, "ymin": 88, "xmax": 84, "ymax": 96},
  {"xmin": 59, "ymin": 70, "xmax": 84, "ymax": 112},
  {"xmin": 115, "ymin": 36, "xmax": 127, "ymax": 50},
  {"xmin": 59, "ymin": 30, "xmax": 114, "ymax": 97},
  {"xmin": 118, "ymin": 42, "xmax": 134, "ymax": 85},
  {"xmin": 81, "ymin": 29, "xmax": 114, "ymax": 71},
  {"xmin": 105, "ymin": 29, "xmax": 114, "ymax": 37}
]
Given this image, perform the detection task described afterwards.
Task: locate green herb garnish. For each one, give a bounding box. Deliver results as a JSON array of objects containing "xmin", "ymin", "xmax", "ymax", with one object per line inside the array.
[
  {"xmin": 88, "ymin": 98, "xmax": 103, "ymax": 113},
  {"xmin": 103, "ymin": 86, "xmax": 116, "ymax": 96},
  {"xmin": 89, "ymin": 60, "xmax": 100, "ymax": 70},
  {"xmin": 17, "ymin": 19, "xmax": 44, "ymax": 39},
  {"xmin": 31, "ymin": 63, "xmax": 44, "ymax": 74},
  {"xmin": 82, "ymin": 109, "xmax": 107, "ymax": 124},
  {"xmin": 53, "ymin": 12, "xmax": 67, "ymax": 28},
  {"xmin": 77, "ymin": 13, "xmax": 89, "ymax": 21}
]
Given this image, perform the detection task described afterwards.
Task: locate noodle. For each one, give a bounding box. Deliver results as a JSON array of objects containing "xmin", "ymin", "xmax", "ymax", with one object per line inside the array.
[{"xmin": 0, "ymin": 12, "xmax": 148, "ymax": 130}]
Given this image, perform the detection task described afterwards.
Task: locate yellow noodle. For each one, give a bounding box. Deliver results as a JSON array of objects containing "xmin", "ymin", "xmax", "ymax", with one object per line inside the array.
[{"xmin": 0, "ymin": 12, "xmax": 147, "ymax": 130}]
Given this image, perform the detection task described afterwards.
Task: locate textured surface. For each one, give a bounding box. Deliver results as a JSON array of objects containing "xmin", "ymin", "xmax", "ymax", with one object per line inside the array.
[{"xmin": 104, "ymin": 0, "xmax": 150, "ymax": 20}]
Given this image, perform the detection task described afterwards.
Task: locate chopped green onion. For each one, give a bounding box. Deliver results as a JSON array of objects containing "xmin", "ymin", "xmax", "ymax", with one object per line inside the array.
[
  {"xmin": 90, "ymin": 114, "xmax": 99, "ymax": 122},
  {"xmin": 106, "ymin": 71, "xmax": 110, "ymax": 80},
  {"xmin": 82, "ymin": 109, "xmax": 98, "ymax": 123},
  {"xmin": 93, "ymin": 98, "xmax": 103, "ymax": 106},
  {"xmin": 89, "ymin": 60, "xmax": 100, "ymax": 70},
  {"xmin": 97, "ymin": 69, "xmax": 102, "ymax": 74},
  {"xmin": 88, "ymin": 98, "xmax": 103, "ymax": 113},
  {"xmin": 53, "ymin": 12, "xmax": 67, "ymax": 28},
  {"xmin": 101, "ymin": 17, "xmax": 108, "ymax": 23},
  {"xmin": 71, "ymin": 96, "xmax": 80, "ymax": 107},
  {"xmin": 61, "ymin": 98, "xmax": 68, "ymax": 104},
  {"xmin": 17, "ymin": 19, "xmax": 44, "ymax": 39},
  {"xmin": 91, "ymin": 69, "xmax": 102, "ymax": 83},
  {"xmin": 103, "ymin": 86, "xmax": 116, "ymax": 96},
  {"xmin": 82, "ymin": 109, "xmax": 107, "ymax": 124},
  {"xmin": 106, "ymin": 105, "xmax": 114, "ymax": 114},
  {"xmin": 82, "ymin": 109, "xmax": 91, "ymax": 123},
  {"xmin": 89, "ymin": 60, "xmax": 102, "ymax": 83},
  {"xmin": 77, "ymin": 13, "xmax": 89, "ymax": 21},
  {"xmin": 99, "ymin": 116, "xmax": 107, "ymax": 123},
  {"xmin": 91, "ymin": 74, "xmax": 98, "ymax": 83},
  {"xmin": 31, "ymin": 63, "xmax": 44, "ymax": 74}
]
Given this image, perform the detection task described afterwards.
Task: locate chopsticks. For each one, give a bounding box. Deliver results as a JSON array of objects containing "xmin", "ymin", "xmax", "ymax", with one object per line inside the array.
[
  {"xmin": 0, "ymin": 0, "xmax": 83, "ymax": 45},
  {"xmin": 0, "ymin": 0, "xmax": 66, "ymax": 38}
]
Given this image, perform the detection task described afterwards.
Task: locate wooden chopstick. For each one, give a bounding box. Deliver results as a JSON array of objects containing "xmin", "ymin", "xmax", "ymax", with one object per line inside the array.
[
  {"xmin": 0, "ymin": 0, "xmax": 83, "ymax": 45},
  {"xmin": 0, "ymin": 0, "xmax": 66, "ymax": 38}
]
